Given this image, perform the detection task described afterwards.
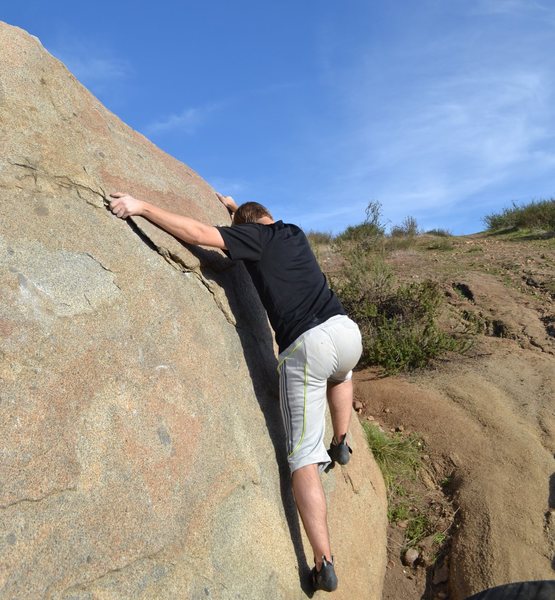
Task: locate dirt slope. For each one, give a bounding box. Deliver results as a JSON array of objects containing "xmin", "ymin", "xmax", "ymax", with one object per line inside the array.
[{"xmin": 350, "ymin": 232, "xmax": 555, "ymax": 599}]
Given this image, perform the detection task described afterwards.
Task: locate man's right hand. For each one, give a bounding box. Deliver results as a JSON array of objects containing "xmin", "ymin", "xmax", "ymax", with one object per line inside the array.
[
  {"xmin": 109, "ymin": 192, "xmax": 145, "ymax": 219},
  {"xmin": 216, "ymin": 192, "xmax": 239, "ymax": 213}
]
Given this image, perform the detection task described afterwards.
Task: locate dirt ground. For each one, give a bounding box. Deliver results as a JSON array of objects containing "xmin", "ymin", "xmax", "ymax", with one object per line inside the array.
[{"xmin": 338, "ymin": 231, "xmax": 555, "ymax": 599}]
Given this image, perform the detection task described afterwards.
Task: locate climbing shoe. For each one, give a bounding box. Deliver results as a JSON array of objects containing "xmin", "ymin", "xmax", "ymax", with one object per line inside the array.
[
  {"xmin": 328, "ymin": 433, "xmax": 352, "ymax": 465},
  {"xmin": 311, "ymin": 556, "xmax": 338, "ymax": 592}
]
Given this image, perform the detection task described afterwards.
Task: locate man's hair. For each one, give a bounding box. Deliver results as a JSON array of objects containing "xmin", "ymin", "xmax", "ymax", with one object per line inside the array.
[{"xmin": 233, "ymin": 202, "xmax": 273, "ymax": 225}]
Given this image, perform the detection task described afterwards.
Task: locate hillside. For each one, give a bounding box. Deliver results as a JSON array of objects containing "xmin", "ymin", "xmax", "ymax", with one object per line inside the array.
[{"xmin": 319, "ymin": 230, "xmax": 555, "ymax": 599}]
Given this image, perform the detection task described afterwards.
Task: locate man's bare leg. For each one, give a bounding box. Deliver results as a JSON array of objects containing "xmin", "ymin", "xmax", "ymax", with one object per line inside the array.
[
  {"xmin": 291, "ymin": 463, "xmax": 331, "ymax": 569},
  {"xmin": 327, "ymin": 379, "xmax": 354, "ymax": 443}
]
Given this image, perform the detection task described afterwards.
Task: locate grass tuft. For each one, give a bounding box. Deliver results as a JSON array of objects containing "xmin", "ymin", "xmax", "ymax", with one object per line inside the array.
[
  {"xmin": 363, "ymin": 422, "xmax": 440, "ymax": 548},
  {"xmin": 362, "ymin": 422, "xmax": 422, "ymax": 489}
]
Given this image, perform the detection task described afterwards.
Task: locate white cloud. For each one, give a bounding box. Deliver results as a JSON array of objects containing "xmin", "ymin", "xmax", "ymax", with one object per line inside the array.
[
  {"xmin": 63, "ymin": 56, "xmax": 128, "ymax": 84},
  {"xmin": 49, "ymin": 40, "xmax": 130, "ymax": 92},
  {"xmin": 143, "ymin": 80, "xmax": 301, "ymax": 138},
  {"xmin": 144, "ymin": 106, "xmax": 211, "ymax": 136}
]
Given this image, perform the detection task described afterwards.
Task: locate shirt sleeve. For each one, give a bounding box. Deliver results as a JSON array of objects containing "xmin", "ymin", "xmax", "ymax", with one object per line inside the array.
[{"xmin": 216, "ymin": 224, "xmax": 269, "ymax": 261}]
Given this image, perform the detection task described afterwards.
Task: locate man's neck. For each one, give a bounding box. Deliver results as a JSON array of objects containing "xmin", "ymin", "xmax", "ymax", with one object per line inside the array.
[{"xmin": 256, "ymin": 217, "xmax": 275, "ymax": 225}]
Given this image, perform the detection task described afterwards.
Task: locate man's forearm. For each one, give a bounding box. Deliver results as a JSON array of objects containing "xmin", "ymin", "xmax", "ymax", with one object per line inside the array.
[
  {"xmin": 141, "ymin": 201, "xmax": 208, "ymax": 245},
  {"xmin": 109, "ymin": 191, "xmax": 226, "ymax": 248}
]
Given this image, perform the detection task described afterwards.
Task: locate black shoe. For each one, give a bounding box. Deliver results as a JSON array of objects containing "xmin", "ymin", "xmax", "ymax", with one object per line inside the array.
[
  {"xmin": 328, "ymin": 434, "xmax": 352, "ymax": 465},
  {"xmin": 311, "ymin": 556, "xmax": 338, "ymax": 592}
]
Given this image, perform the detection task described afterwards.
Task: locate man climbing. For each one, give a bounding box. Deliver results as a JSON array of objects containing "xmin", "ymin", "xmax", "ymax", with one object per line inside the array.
[{"xmin": 109, "ymin": 191, "xmax": 362, "ymax": 592}]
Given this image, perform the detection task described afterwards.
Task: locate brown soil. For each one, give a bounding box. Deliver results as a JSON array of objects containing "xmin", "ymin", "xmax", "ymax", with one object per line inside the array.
[{"xmin": 329, "ymin": 231, "xmax": 555, "ymax": 599}]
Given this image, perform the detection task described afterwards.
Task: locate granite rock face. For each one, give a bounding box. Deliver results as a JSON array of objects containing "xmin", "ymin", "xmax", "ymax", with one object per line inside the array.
[{"xmin": 0, "ymin": 22, "xmax": 387, "ymax": 600}]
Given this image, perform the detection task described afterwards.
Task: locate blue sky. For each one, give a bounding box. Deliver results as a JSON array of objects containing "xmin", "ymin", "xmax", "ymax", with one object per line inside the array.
[{"xmin": 4, "ymin": 1, "xmax": 555, "ymax": 234}]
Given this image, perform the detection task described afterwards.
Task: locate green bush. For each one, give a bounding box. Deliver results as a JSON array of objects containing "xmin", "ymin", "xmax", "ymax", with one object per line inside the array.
[
  {"xmin": 425, "ymin": 228, "xmax": 452, "ymax": 237},
  {"xmin": 336, "ymin": 264, "xmax": 469, "ymax": 373},
  {"xmin": 367, "ymin": 281, "xmax": 467, "ymax": 372},
  {"xmin": 332, "ymin": 202, "xmax": 471, "ymax": 373},
  {"xmin": 390, "ymin": 216, "xmax": 419, "ymax": 238},
  {"xmin": 335, "ymin": 201, "xmax": 385, "ymax": 248},
  {"xmin": 426, "ymin": 237, "xmax": 455, "ymax": 251},
  {"xmin": 484, "ymin": 199, "xmax": 555, "ymax": 231},
  {"xmin": 306, "ymin": 230, "xmax": 334, "ymax": 245}
]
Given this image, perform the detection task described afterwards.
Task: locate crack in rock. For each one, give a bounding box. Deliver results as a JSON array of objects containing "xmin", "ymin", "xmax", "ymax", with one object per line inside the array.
[
  {"xmin": 127, "ymin": 219, "xmax": 236, "ymax": 327},
  {"xmin": 83, "ymin": 252, "xmax": 116, "ymax": 275},
  {"xmin": 8, "ymin": 160, "xmax": 235, "ymax": 325},
  {"xmin": 342, "ymin": 469, "xmax": 359, "ymax": 494},
  {"xmin": 8, "ymin": 160, "xmax": 109, "ymax": 208},
  {"xmin": 0, "ymin": 486, "xmax": 77, "ymax": 510},
  {"xmin": 57, "ymin": 549, "xmax": 178, "ymax": 597}
]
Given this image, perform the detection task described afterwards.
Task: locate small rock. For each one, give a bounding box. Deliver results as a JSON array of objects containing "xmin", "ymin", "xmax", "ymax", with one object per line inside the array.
[
  {"xmin": 403, "ymin": 547, "xmax": 419, "ymax": 567},
  {"xmin": 436, "ymin": 592, "xmax": 448, "ymax": 600},
  {"xmin": 449, "ymin": 452, "xmax": 461, "ymax": 467},
  {"xmin": 397, "ymin": 520, "xmax": 409, "ymax": 529},
  {"xmin": 366, "ymin": 415, "xmax": 375, "ymax": 421},
  {"xmin": 353, "ymin": 400, "xmax": 363, "ymax": 412},
  {"xmin": 383, "ymin": 408, "xmax": 391, "ymax": 414},
  {"xmin": 395, "ymin": 425, "xmax": 405, "ymax": 432},
  {"xmin": 420, "ymin": 469, "xmax": 436, "ymax": 490}
]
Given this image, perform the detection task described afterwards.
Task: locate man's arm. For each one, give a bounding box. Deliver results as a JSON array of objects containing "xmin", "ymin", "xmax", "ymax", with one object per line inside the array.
[
  {"xmin": 109, "ymin": 192, "xmax": 227, "ymax": 249},
  {"xmin": 216, "ymin": 193, "xmax": 239, "ymax": 217}
]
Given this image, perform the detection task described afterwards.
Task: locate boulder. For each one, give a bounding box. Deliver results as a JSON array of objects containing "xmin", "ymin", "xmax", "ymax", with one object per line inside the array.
[{"xmin": 0, "ymin": 22, "xmax": 387, "ymax": 599}]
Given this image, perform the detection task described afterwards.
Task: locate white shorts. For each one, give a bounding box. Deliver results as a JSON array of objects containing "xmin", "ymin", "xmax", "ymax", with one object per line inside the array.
[{"xmin": 277, "ymin": 315, "xmax": 363, "ymax": 473}]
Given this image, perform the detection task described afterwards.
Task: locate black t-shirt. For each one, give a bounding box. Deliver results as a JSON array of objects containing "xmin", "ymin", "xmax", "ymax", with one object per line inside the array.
[{"xmin": 216, "ymin": 220, "xmax": 345, "ymax": 352}]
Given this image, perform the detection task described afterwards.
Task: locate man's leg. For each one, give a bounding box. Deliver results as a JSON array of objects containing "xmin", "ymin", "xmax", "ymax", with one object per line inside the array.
[
  {"xmin": 327, "ymin": 378, "xmax": 354, "ymax": 443},
  {"xmin": 291, "ymin": 463, "xmax": 331, "ymax": 569}
]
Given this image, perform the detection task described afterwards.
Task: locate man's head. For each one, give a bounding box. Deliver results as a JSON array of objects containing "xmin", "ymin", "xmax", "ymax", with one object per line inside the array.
[{"xmin": 233, "ymin": 202, "xmax": 274, "ymax": 225}]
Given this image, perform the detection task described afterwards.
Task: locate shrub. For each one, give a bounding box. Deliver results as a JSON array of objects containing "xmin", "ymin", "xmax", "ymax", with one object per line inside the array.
[
  {"xmin": 425, "ymin": 228, "xmax": 452, "ymax": 237},
  {"xmin": 365, "ymin": 281, "xmax": 467, "ymax": 372},
  {"xmin": 335, "ymin": 201, "xmax": 385, "ymax": 248},
  {"xmin": 335, "ymin": 265, "xmax": 469, "ymax": 373},
  {"xmin": 332, "ymin": 203, "xmax": 472, "ymax": 373},
  {"xmin": 483, "ymin": 199, "xmax": 555, "ymax": 231},
  {"xmin": 306, "ymin": 230, "xmax": 334, "ymax": 245},
  {"xmin": 426, "ymin": 237, "xmax": 455, "ymax": 251},
  {"xmin": 390, "ymin": 216, "xmax": 419, "ymax": 238}
]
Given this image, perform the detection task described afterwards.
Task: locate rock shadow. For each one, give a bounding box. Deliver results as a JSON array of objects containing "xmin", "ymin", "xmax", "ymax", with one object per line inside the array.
[
  {"xmin": 549, "ymin": 472, "xmax": 555, "ymax": 571},
  {"xmin": 186, "ymin": 243, "xmax": 314, "ymax": 597}
]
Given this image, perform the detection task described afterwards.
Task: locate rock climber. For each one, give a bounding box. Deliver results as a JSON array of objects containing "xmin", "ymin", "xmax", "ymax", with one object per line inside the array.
[{"xmin": 109, "ymin": 191, "xmax": 362, "ymax": 592}]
